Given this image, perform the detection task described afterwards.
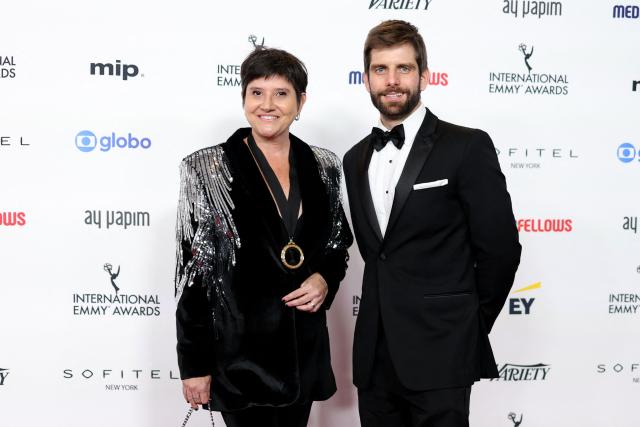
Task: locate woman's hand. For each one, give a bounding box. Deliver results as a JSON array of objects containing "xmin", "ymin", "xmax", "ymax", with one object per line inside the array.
[
  {"xmin": 182, "ymin": 375, "xmax": 211, "ymax": 409},
  {"xmin": 282, "ymin": 273, "xmax": 328, "ymax": 313}
]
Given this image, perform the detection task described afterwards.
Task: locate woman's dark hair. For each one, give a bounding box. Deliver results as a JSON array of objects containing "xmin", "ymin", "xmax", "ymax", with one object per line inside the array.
[{"xmin": 240, "ymin": 48, "xmax": 308, "ymax": 105}]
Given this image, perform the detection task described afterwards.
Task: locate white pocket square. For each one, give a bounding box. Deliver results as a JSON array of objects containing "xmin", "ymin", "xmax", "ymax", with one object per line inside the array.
[{"xmin": 413, "ymin": 179, "xmax": 448, "ymax": 190}]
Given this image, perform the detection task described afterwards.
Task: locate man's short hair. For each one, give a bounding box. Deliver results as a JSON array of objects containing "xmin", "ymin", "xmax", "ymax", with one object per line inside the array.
[
  {"xmin": 364, "ymin": 20, "xmax": 428, "ymax": 75},
  {"xmin": 240, "ymin": 48, "xmax": 307, "ymax": 105}
]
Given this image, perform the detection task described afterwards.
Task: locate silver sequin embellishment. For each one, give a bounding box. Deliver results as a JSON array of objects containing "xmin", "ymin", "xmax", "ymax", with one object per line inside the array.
[
  {"xmin": 311, "ymin": 146, "xmax": 350, "ymax": 251},
  {"xmin": 175, "ymin": 145, "xmax": 240, "ymax": 302}
]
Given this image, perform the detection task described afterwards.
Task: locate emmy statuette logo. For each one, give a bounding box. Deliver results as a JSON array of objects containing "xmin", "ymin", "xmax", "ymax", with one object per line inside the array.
[
  {"xmin": 518, "ymin": 43, "xmax": 534, "ymax": 74},
  {"xmin": 508, "ymin": 412, "xmax": 523, "ymax": 426},
  {"xmin": 104, "ymin": 263, "xmax": 121, "ymax": 294},
  {"xmin": 217, "ymin": 34, "xmax": 267, "ymax": 87},
  {"xmin": 248, "ymin": 34, "xmax": 265, "ymax": 49}
]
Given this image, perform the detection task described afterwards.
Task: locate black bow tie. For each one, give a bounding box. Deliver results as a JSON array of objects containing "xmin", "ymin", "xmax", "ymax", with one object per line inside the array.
[{"xmin": 372, "ymin": 125, "xmax": 405, "ymax": 152}]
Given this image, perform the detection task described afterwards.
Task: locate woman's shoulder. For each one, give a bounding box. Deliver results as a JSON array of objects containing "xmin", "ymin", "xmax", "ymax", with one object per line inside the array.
[
  {"xmin": 178, "ymin": 143, "xmax": 234, "ymax": 191},
  {"xmin": 309, "ymin": 145, "xmax": 342, "ymax": 172},
  {"xmin": 181, "ymin": 128, "xmax": 249, "ymax": 170},
  {"xmin": 180, "ymin": 143, "xmax": 227, "ymax": 171}
]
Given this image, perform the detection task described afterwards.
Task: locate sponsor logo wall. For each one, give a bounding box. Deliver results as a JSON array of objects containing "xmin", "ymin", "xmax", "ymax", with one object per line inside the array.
[
  {"xmin": 608, "ymin": 293, "xmax": 640, "ymax": 314},
  {"xmin": 348, "ymin": 69, "xmax": 448, "ymax": 86},
  {"xmin": 72, "ymin": 262, "xmax": 161, "ymax": 316},
  {"xmin": 508, "ymin": 282, "xmax": 541, "ymax": 315},
  {"xmin": 489, "ymin": 43, "xmax": 569, "ymax": 95},
  {"xmin": 618, "ymin": 143, "xmax": 639, "ymax": 164},
  {"xmin": 368, "ymin": 0, "xmax": 433, "ymax": 10},
  {"xmin": 75, "ymin": 130, "xmax": 152, "ymax": 153},
  {"xmin": 0, "ymin": 136, "xmax": 28, "ymax": 147},
  {"xmin": 613, "ymin": 4, "xmax": 640, "ymax": 19},
  {"xmin": 502, "ymin": 0, "xmax": 563, "ymax": 19},
  {"xmin": 0, "ymin": 1, "xmax": 638, "ymax": 426},
  {"xmin": 496, "ymin": 146, "xmax": 579, "ymax": 169},
  {"xmin": 83, "ymin": 210, "xmax": 151, "ymax": 230},
  {"xmin": 90, "ymin": 60, "xmax": 142, "ymax": 81},
  {"xmin": 597, "ymin": 363, "xmax": 640, "ymax": 383},
  {"xmin": 517, "ymin": 218, "xmax": 573, "ymax": 232},
  {"xmin": 0, "ymin": 212, "xmax": 26, "ymax": 226},
  {"xmin": 622, "ymin": 216, "xmax": 638, "ymax": 234},
  {"xmin": 62, "ymin": 367, "xmax": 180, "ymax": 391},
  {"xmin": 491, "ymin": 363, "xmax": 551, "ymax": 382}
]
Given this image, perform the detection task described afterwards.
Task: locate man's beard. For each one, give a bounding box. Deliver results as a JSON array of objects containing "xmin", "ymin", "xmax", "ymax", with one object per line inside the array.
[{"xmin": 370, "ymin": 84, "xmax": 421, "ymax": 121}]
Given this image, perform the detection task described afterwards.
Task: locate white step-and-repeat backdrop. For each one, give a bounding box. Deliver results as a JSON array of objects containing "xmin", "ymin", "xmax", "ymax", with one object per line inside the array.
[{"xmin": 1, "ymin": 1, "xmax": 639, "ymax": 426}]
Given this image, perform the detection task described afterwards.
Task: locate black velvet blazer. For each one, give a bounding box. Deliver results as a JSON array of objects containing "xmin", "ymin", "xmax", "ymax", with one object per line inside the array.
[{"xmin": 175, "ymin": 128, "xmax": 353, "ymax": 411}]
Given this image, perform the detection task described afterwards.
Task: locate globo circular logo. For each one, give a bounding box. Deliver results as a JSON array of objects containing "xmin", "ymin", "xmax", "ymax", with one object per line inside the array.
[
  {"xmin": 75, "ymin": 130, "xmax": 97, "ymax": 152},
  {"xmin": 617, "ymin": 142, "xmax": 637, "ymax": 163},
  {"xmin": 75, "ymin": 130, "xmax": 151, "ymax": 153}
]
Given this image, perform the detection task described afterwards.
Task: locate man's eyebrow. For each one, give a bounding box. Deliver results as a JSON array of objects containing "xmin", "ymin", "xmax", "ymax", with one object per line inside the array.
[{"xmin": 369, "ymin": 63, "xmax": 416, "ymax": 68}]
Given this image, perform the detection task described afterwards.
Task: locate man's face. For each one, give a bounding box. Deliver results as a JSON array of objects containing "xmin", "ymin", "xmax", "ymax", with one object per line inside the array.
[{"xmin": 364, "ymin": 43, "xmax": 428, "ymax": 122}]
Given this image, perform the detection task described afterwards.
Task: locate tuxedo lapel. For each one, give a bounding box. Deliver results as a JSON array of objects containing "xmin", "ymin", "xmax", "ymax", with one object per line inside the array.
[
  {"xmin": 385, "ymin": 110, "xmax": 438, "ymax": 239},
  {"xmin": 356, "ymin": 136, "xmax": 383, "ymax": 242}
]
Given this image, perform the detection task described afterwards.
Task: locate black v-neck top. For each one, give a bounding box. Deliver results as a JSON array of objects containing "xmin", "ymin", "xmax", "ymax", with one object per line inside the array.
[{"xmin": 246, "ymin": 132, "xmax": 301, "ymax": 239}]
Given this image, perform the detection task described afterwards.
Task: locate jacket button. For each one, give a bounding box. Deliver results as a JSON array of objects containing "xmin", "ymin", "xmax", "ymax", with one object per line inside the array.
[{"xmin": 379, "ymin": 253, "xmax": 387, "ymax": 261}]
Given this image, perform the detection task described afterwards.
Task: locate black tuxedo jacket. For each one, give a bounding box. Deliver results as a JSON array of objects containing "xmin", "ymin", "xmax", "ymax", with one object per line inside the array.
[{"xmin": 343, "ymin": 108, "xmax": 521, "ymax": 391}]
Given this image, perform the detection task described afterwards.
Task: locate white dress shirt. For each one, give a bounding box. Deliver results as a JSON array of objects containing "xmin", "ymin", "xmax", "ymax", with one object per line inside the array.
[{"xmin": 368, "ymin": 104, "xmax": 426, "ymax": 236}]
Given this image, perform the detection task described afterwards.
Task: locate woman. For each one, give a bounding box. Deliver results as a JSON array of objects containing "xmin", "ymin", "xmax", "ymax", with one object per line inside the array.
[{"xmin": 174, "ymin": 47, "xmax": 353, "ymax": 427}]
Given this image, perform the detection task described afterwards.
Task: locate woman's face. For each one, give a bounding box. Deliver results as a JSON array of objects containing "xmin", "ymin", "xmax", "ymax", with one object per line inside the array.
[{"xmin": 243, "ymin": 75, "xmax": 305, "ymax": 141}]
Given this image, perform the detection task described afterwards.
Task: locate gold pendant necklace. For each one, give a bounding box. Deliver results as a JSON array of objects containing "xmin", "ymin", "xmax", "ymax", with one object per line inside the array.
[{"xmin": 280, "ymin": 238, "xmax": 304, "ymax": 270}]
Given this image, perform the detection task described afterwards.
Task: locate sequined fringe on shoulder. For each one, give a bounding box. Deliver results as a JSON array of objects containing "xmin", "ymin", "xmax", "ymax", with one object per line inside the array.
[
  {"xmin": 175, "ymin": 145, "xmax": 240, "ymax": 302},
  {"xmin": 310, "ymin": 146, "xmax": 350, "ymax": 251}
]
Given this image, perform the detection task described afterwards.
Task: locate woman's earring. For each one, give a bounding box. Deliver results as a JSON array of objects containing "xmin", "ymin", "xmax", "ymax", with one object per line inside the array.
[{"xmin": 295, "ymin": 114, "xmax": 300, "ymax": 121}]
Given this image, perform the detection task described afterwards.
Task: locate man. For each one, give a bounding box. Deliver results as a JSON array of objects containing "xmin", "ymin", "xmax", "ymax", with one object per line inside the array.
[{"xmin": 343, "ymin": 20, "xmax": 521, "ymax": 427}]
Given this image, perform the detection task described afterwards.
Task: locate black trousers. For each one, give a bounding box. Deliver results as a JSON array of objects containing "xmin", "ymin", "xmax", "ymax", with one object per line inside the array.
[
  {"xmin": 221, "ymin": 402, "xmax": 313, "ymax": 427},
  {"xmin": 358, "ymin": 331, "xmax": 471, "ymax": 427}
]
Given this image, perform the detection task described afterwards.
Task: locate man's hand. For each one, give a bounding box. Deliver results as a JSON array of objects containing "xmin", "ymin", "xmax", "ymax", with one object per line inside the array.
[
  {"xmin": 182, "ymin": 375, "xmax": 211, "ymax": 409},
  {"xmin": 282, "ymin": 273, "xmax": 328, "ymax": 313}
]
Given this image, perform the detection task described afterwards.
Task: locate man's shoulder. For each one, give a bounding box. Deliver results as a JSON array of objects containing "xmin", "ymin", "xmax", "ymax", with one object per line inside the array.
[
  {"xmin": 436, "ymin": 119, "xmax": 489, "ymax": 141},
  {"xmin": 433, "ymin": 119, "xmax": 494, "ymax": 157},
  {"xmin": 343, "ymin": 134, "xmax": 371, "ymax": 164}
]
